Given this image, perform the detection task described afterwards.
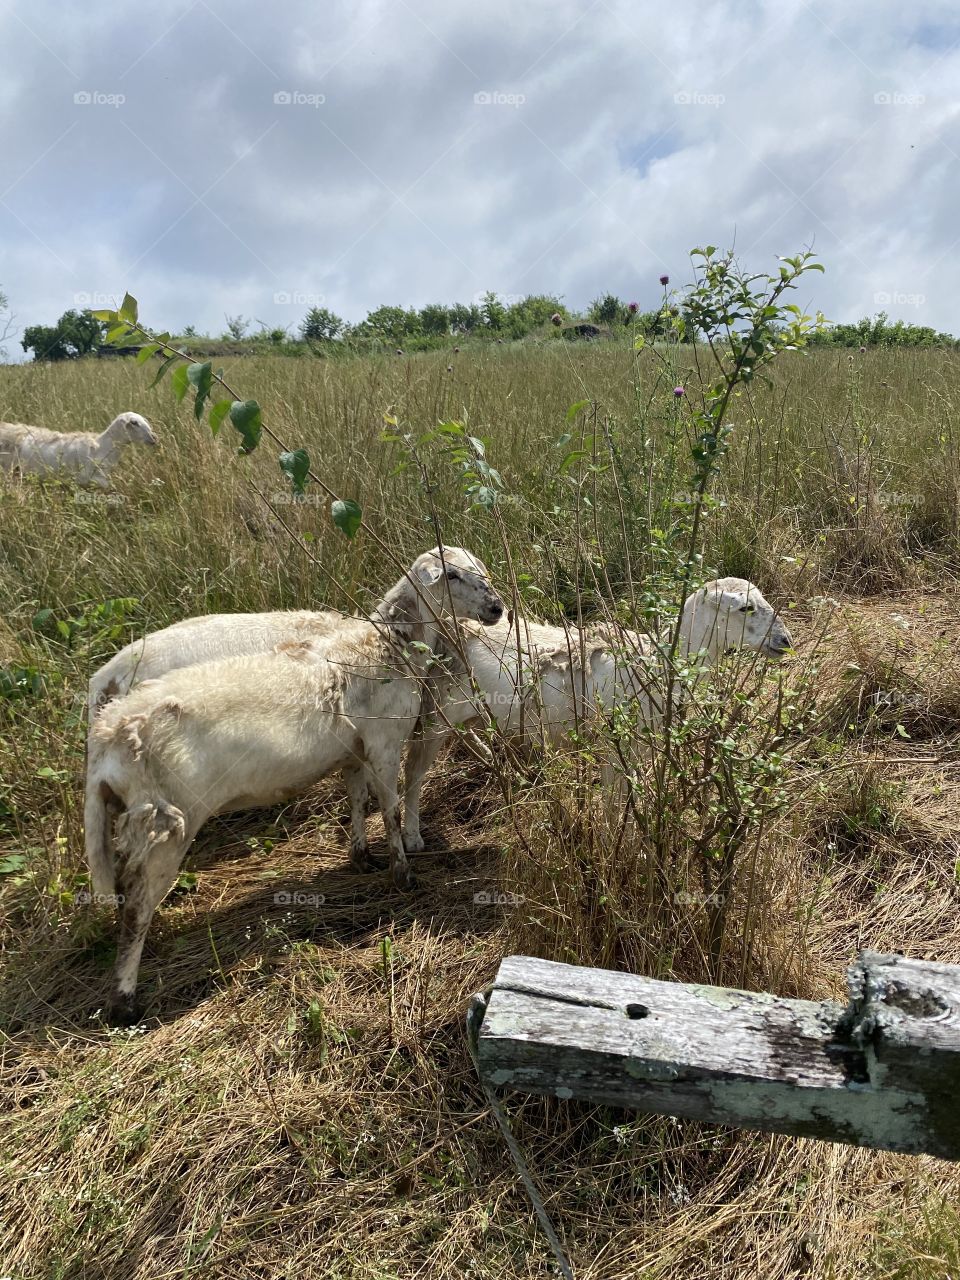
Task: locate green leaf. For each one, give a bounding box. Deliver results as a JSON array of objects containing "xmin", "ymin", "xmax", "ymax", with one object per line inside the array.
[
  {"xmin": 171, "ymin": 363, "xmax": 191, "ymax": 403},
  {"xmin": 150, "ymin": 355, "xmax": 180, "ymax": 388},
  {"xmin": 208, "ymin": 399, "xmax": 232, "ymax": 438},
  {"xmin": 187, "ymin": 361, "xmax": 213, "ymax": 421},
  {"xmin": 279, "ymin": 448, "xmax": 310, "ymax": 496},
  {"xmin": 136, "ymin": 343, "xmax": 162, "ymax": 364},
  {"xmin": 118, "ymin": 292, "xmax": 138, "ymax": 324},
  {"xmin": 90, "ymin": 309, "xmax": 118, "ymax": 323},
  {"xmin": 32, "ymin": 607, "xmax": 55, "ymax": 631},
  {"xmin": 229, "ymin": 400, "xmax": 263, "ymax": 454},
  {"xmin": 331, "ymin": 498, "xmax": 362, "ymax": 539},
  {"xmin": 558, "ymin": 449, "xmax": 589, "ymax": 473},
  {"xmin": 186, "ymin": 360, "xmax": 213, "ymax": 388},
  {"xmin": 104, "ymin": 324, "xmax": 131, "ymax": 345},
  {"xmin": 565, "ymin": 399, "xmax": 591, "ymax": 422},
  {"xmin": 0, "ymin": 853, "xmax": 25, "ymax": 874}
]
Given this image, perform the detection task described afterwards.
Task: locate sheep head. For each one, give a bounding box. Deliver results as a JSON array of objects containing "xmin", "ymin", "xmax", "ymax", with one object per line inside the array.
[
  {"xmin": 412, "ymin": 546, "xmax": 504, "ymax": 626},
  {"xmin": 684, "ymin": 577, "xmax": 793, "ymax": 661},
  {"xmin": 108, "ymin": 412, "xmax": 158, "ymax": 447}
]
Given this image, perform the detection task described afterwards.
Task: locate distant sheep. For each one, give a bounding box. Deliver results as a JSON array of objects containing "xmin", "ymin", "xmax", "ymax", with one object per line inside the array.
[
  {"xmin": 85, "ymin": 547, "xmax": 504, "ymax": 1022},
  {"xmin": 0, "ymin": 411, "xmax": 156, "ymax": 488},
  {"xmin": 401, "ymin": 578, "xmax": 793, "ymax": 851}
]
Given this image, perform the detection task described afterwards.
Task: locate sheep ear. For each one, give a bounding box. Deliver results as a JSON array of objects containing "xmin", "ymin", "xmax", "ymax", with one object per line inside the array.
[{"xmin": 416, "ymin": 564, "xmax": 443, "ymax": 586}]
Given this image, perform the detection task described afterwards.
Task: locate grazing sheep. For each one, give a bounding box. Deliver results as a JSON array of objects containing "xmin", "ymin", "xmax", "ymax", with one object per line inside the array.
[
  {"xmin": 85, "ymin": 547, "xmax": 503, "ymax": 1022},
  {"xmin": 401, "ymin": 578, "xmax": 793, "ymax": 851},
  {"xmin": 0, "ymin": 411, "xmax": 157, "ymax": 488}
]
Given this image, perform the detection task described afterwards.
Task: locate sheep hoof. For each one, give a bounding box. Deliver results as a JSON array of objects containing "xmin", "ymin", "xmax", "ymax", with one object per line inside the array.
[
  {"xmin": 403, "ymin": 832, "xmax": 425, "ymax": 854},
  {"xmin": 391, "ymin": 864, "xmax": 418, "ymax": 893},
  {"xmin": 350, "ymin": 846, "xmax": 376, "ymax": 873},
  {"xmin": 107, "ymin": 991, "xmax": 140, "ymax": 1026}
]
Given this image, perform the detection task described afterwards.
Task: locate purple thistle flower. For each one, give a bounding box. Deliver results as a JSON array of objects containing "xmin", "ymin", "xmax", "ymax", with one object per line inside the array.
[
  {"xmin": 659, "ymin": 274, "xmax": 670, "ymax": 286},
  {"xmin": 673, "ymin": 385, "xmax": 685, "ymax": 398},
  {"xmin": 627, "ymin": 301, "xmax": 639, "ymax": 314}
]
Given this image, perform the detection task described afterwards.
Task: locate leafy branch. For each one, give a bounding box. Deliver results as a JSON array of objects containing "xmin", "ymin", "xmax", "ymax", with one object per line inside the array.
[{"xmin": 93, "ymin": 294, "xmax": 362, "ymax": 538}]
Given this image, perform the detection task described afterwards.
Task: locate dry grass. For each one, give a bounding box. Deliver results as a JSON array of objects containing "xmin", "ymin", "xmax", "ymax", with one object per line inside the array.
[{"xmin": 3, "ymin": 348, "xmax": 960, "ymax": 1278}]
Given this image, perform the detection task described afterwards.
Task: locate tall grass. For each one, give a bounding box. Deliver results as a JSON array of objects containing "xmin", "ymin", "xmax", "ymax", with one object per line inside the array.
[{"xmin": 2, "ymin": 340, "xmax": 960, "ymax": 1278}]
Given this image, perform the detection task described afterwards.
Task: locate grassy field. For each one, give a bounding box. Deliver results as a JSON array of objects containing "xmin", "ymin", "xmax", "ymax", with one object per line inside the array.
[{"xmin": 2, "ymin": 339, "xmax": 960, "ymax": 1279}]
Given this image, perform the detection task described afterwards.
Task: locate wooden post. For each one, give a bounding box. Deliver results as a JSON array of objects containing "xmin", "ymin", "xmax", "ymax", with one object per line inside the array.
[{"xmin": 472, "ymin": 951, "xmax": 960, "ymax": 1160}]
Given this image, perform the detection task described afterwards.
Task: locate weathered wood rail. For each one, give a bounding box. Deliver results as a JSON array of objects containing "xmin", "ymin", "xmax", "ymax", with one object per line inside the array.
[{"xmin": 470, "ymin": 951, "xmax": 960, "ymax": 1160}]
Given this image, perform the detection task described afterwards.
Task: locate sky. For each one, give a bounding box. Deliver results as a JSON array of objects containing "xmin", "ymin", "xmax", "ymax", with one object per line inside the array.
[{"xmin": 1, "ymin": 0, "xmax": 958, "ymax": 357}]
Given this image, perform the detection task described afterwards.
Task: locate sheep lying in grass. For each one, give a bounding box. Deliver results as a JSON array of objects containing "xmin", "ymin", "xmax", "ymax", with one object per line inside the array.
[
  {"xmin": 0, "ymin": 411, "xmax": 157, "ymax": 488},
  {"xmin": 85, "ymin": 547, "xmax": 504, "ymax": 1022},
  {"xmin": 401, "ymin": 578, "xmax": 793, "ymax": 851}
]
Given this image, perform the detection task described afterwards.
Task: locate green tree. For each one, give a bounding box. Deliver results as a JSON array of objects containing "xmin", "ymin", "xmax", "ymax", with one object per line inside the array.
[
  {"xmin": 505, "ymin": 294, "xmax": 568, "ymax": 338},
  {"xmin": 300, "ymin": 306, "xmax": 344, "ymax": 342},
  {"xmin": 357, "ymin": 305, "xmax": 420, "ymax": 344},
  {"xmin": 223, "ymin": 315, "xmax": 249, "ymax": 341},
  {"xmin": 588, "ymin": 293, "xmax": 625, "ymax": 326},
  {"xmin": 447, "ymin": 302, "xmax": 482, "ymax": 334},
  {"xmin": 418, "ymin": 303, "xmax": 451, "ymax": 337},
  {"xmin": 20, "ymin": 309, "xmax": 103, "ymax": 362},
  {"xmin": 479, "ymin": 291, "xmax": 507, "ymax": 331}
]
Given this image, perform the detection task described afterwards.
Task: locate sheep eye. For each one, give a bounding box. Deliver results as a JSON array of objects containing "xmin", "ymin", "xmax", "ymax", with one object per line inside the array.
[
  {"xmin": 448, "ymin": 568, "xmax": 461, "ymax": 581},
  {"xmin": 738, "ymin": 604, "xmax": 755, "ymax": 614}
]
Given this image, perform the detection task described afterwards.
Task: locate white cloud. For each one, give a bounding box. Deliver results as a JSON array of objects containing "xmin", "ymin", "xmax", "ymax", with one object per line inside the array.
[{"xmin": 1, "ymin": 0, "xmax": 960, "ymax": 357}]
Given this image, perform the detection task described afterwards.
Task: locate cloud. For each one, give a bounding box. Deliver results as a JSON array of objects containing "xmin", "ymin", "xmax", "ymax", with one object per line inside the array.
[{"xmin": 1, "ymin": 0, "xmax": 959, "ymax": 355}]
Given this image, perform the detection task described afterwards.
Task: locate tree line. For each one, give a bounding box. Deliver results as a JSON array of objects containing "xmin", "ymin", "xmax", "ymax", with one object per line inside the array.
[{"xmin": 11, "ymin": 289, "xmax": 960, "ymax": 362}]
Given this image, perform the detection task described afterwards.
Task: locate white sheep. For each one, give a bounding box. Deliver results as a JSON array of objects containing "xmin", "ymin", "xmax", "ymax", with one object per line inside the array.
[
  {"xmin": 88, "ymin": 608, "xmax": 345, "ymax": 719},
  {"xmin": 0, "ymin": 411, "xmax": 157, "ymax": 488},
  {"xmin": 85, "ymin": 547, "xmax": 504, "ymax": 1022},
  {"xmin": 401, "ymin": 577, "xmax": 793, "ymax": 851}
]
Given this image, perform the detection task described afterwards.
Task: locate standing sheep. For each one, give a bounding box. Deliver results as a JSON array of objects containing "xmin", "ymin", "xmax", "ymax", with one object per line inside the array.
[
  {"xmin": 86, "ymin": 547, "xmax": 503, "ymax": 1022},
  {"xmin": 401, "ymin": 578, "xmax": 793, "ymax": 851},
  {"xmin": 0, "ymin": 411, "xmax": 157, "ymax": 488},
  {"xmin": 87, "ymin": 609, "xmax": 345, "ymax": 719}
]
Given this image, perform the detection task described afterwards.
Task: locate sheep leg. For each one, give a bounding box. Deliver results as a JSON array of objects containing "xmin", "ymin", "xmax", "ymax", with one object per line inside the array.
[
  {"xmin": 344, "ymin": 764, "xmax": 376, "ymax": 872},
  {"xmin": 402, "ymin": 722, "xmax": 450, "ymax": 853},
  {"xmin": 108, "ymin": 832, "xmax": 190, "ymax": 1025},
  {"xmin": 365, "ymin": 743, "xmax": 416, "ymax": 891}
]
